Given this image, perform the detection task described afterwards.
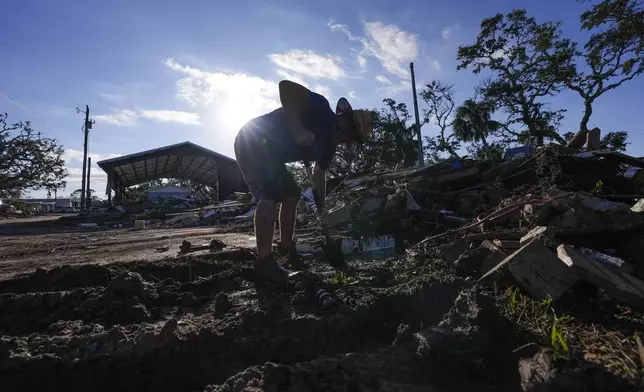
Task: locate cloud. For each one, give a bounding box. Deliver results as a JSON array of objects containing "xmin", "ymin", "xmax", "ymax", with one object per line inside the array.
[
  {"xmin": 357, "ymin": 55, "xmax": 367, "ymax": 69},
  {"xmin": 432, "ymin": 60, "xmax": 441, "ymax": 71},
  {"xmin": 97, "ymin": 92, "xmax": 127, "ymax": 103},
  {"xmin": 377, "ymin": 80, "xmax": 411, "ymax": 97},
  {"xmin": 140, "ymin": 110, "xmax": 201, "ymax": 125},
  {"xmin": 313, "ymin": 85, "xmax": 333, "ymax": 99},
  {"xmin": 327, "ymin": 20, "xmax": 360, "ymax": 41},
  {"xmin": 275, "ymin": 69, "xmax": 309, "ymax": 88},
  {"xmin": 441, "ymin": 25, "xmax": 460, "ymax": 41},
  {"xmin": 375, "ymin": 75, "xmax": 393, "ymax": 85},
  {"xmin": 269, "ymin": 50, "xmax": 346, "ymax": 80},
  {"xmin": 61, "ymin": 150, "xmax": 120, "ymax": 195},
  {"xmin": 165, "ymin": 58, "xmax": 281, "ymax": 136},
  {"xmin": 94, "ymin": 107, "xmax": 200, "ymax": 126},
  {"xmin": 63, "ymin": 149, "xmax": 122, "ymax": 165},
  {"xmin": 94, "ymin": 109, "xmax": 138, "ymax": 126},
  {"xmin": 362, "ymin": 22, "xmax": 418, "ymax": 79},
  {"xmin": 64, "ymin": 167, "xmax": 108, "ymax": 195},
  {"xmin": 328, "ymin": 20, "xmax": 418, "ymax": 79},
  {"xmin": 348, "ymin": 91, "xmax": 358, "ymax": 100}
]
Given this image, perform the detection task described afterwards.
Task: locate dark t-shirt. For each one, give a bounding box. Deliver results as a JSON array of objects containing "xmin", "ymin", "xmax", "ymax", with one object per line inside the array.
[{"xmin": 242, "ymin": 92, "xmax": 337, "ymax": 169}]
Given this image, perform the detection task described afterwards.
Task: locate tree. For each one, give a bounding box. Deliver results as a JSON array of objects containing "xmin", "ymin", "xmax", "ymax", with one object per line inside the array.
[
  {"xmin": 420, "ymin": 80, "xmax": 460, "ymax": 159},
  {"xmin": 0, "ymin": 114, "xmax": 67, "ymax": 198},
  {"xmin": 562, "ymin": 130, "xmax": 629, "ymax": 151},
  {"xmin": 562, "ymin": 0, "xmax": 644, "ymax": 132},
  {"xmin": 329, "ymin": 99, "xmax": 417, "ymax": 176},
  {"xmin": 600, "ymin": 130, "xmax": 629, "ymax": 151},
  {"xmin": 452, "ymin": 99, "xmax": 501, "ymax": 147},
  {"xmin": 70, "ymin": 188, "xmax": 95, "ymax": 200},
  {"xmin": 457, "ymin": 9, "xmax": 576, "ymax": 145},
  {"xmin": 466, "ymin": 141, "xmax": 506, "ymax": 161}
]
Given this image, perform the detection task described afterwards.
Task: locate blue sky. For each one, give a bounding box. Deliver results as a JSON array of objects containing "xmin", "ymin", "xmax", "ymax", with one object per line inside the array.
[{"xmin": 2, "ymin": 0, "xmax": 643, "ymax": 198}]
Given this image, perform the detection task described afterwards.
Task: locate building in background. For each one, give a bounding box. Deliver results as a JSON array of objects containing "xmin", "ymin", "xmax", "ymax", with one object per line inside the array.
[{"xmin": 97, "ymin": 141, "xmax": 247, "ymax": 205}]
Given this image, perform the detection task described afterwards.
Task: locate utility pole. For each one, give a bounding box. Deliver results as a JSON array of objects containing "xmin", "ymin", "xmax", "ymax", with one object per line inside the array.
[
  {"xmin": 76, "ymin": 105, "xmax": 94, "ymax": 213},
  {"xmin": 410, "ymin": 62, "xmax": 424, "ymax": 166},
  {"xmin": 86, "ymin": 157, "xmax": 92, "ymax": 210}
]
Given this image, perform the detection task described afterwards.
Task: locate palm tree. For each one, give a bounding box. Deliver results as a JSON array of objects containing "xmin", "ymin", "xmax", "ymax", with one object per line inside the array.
[{"xmin": 452, "ymin": 99, "xmax": 500, "ymax": 147}]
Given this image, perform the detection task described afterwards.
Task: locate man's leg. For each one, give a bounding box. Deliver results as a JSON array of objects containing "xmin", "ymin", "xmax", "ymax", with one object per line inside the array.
[
  {"xmin": 234, "ymin": 130, "xmax": 296, "ymax": 281},
  {"xmin": 255, "ymin": 199, "xmax": 278, "ymax": 259},
  {"xmin": 279, "ymin": 197, "xmax": 298, "ymax": 249},
  {"xmin": 277, "ymin": 166, "xmax": 305, "ymax": 267}
]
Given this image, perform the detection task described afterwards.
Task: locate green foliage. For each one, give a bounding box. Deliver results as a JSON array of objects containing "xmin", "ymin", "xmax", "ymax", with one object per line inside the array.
[
  {"xmin": 551, "ymin": 313, "xmax": 571, "ymax": 357},
  {"xmin": 600, "ymin": 131, "xmax": 629, "ymax": 152},
  {"xmin": 452, "ymin": 99, "xmax": 501, "ymax": 147},
  {"xmin": 70, "ymin": 188, "xmax": 95, "ymax": 200},
  {"xmin": 329, "ymin": 99, "xmax": 418, "ymax": 176},
  {"xmin": 0, "ymin": 113, "xmax": 67, "ymax": 198},
  {"xmin": 129, "ymin": 178, "xmax": 218, "ymax": 205},
  {"xmin": 593, "ymin": 179, "xmax": 605, "ymax": 193},
  {"xmin": 328, "ymin": 271, "xmax": 355, "ymax": 286},
  {"xmin": 419, "ymin": 81, "xmax": 460, "ymax": 159},
  {"xmin": 11, "ymin": 200, "xmax": 38, "ymax": 216},
  {"xmin": 465, "ymin": 141, "xmax": 506, "ymax": 161},
  {"xmin": 561, "ymin": 130, "xmax": 629, "ymax": 152},
  {"xmin": 457, "ymin": 9, "xmax": 575, "ymax": 145}
]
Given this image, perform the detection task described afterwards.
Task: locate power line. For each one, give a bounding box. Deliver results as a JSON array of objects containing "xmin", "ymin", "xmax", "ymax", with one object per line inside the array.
[{"xmin": 0, "ymin": 89, "xmax": 49, "ymax": 123}]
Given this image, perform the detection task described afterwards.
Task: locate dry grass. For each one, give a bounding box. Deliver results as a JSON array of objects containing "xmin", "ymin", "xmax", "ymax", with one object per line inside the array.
[{"xmin": 494, "ymin": 285, "xmax": 644, "ymax": 386}]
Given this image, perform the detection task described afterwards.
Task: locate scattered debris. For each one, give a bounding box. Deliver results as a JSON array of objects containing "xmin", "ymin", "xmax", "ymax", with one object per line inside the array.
[{"xmin": 4, "ymin": 144, "xmax": 644, "ymax": 391}]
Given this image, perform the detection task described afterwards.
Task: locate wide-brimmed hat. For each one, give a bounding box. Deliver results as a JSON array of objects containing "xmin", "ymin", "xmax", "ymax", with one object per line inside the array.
[{"xmin": 336, "ymin": 97, "xmax": 373, "ymax": 142}]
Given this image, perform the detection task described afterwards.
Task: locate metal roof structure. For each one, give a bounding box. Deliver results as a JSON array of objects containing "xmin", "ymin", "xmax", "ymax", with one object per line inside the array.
[{"xmin": 97, "ymin": 141, "xmax": 246, "ymax": 201}]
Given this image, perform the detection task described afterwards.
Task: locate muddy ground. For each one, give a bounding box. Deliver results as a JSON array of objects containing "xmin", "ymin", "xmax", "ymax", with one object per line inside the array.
[{"xmin": 0, "ymin": 217, "xmax": 641, "ymax": 391}]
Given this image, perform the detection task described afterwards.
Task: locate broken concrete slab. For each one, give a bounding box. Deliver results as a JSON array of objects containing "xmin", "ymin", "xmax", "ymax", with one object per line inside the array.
[
  {"xmin": 361, "ymin": 198, "xmax": 384, "ymax": 212},
  {"xmin": 434, "ymin": 239, "xmax": 470, "ymax": 265},
  {"xmin": 326, "ymin": 205, "xmax": 350, "ymax": 227},
  {"xmin": 479, "ymin": 240, "xmax": 508, "ymax": 278},
  {"xmin": 493, "ymin": 239, "xmax": 521, "ymax": 250},
  {"xmin": 480, "ymin": 240, "xmax": 577, "ymax": 300},
  {"xmin": 557, "ymin": 245, "xmax": 644, "ymax": 307},
  {"xmin": 520, "ymin": 226, "xmax": 554, "ymax": 244},
  {"xmin": 631, "ymin": 199, "xmax": 644, "ymax": 213},
  {"xmin": 574, "ymin": 193, "xmax": 630, "ymax": 213}
]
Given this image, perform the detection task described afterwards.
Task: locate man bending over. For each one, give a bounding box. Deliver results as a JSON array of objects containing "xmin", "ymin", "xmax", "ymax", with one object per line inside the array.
[{"xmin": 234, "ymin": 80, "xmax": 372, "ymax": 282}]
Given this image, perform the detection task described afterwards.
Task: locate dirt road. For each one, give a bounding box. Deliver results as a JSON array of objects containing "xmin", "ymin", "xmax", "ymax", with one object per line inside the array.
[{"xmin": 0, "ymin": 224, "xmax": 255, "ymax": 278}]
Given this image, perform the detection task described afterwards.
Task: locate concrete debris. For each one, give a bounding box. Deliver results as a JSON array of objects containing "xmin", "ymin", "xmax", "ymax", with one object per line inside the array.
[
  {"xmin": 326, "ymin": 204, "xmax": 350, "ymax": 227},
  {"xmin": 518, "ymin": 348, "xmax": 555, "ymax": 391},
  {"xmin": 492, "ymin": 239, "xmax": 521, "ymax": 250},
  {"xmin": 179, "ymin": 240, "xmax": 192, "ymax": 253},
  {"xmin": 557, "ymin": 245, "xmax": 644, "ymax": 307},
  {"xmin": 631, "ymin": 198, "xmax": 644, "ymax": 213},
  {"xmin": 210, "ymin": 239, "xmax": 227, "ymax": 250},
  {"xmin": 481, "ymin": 240, "xmax": 578, "ymax": 300},
  {"xmin": 580, "ymin": 247, "xmax": 625, "ymax": 268}
]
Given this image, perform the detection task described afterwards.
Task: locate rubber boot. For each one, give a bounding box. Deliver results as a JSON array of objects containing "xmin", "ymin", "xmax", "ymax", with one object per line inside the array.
[
  {"xmin": 254, "ymin": 255, "xmax": 299, "ymax": 282},
  {"xmin": 276, "ymin": 242, "xmax": 307, "ymax": 270}
]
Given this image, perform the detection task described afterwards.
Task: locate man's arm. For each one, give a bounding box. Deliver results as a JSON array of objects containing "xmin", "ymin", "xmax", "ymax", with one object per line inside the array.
[
  {"xmin": 279, "ymin": 80, "xmax": 314, "ymax": 146},
  {"xmin": 312, "ymin": 164, "xmax": 326, "ymax": 212}
]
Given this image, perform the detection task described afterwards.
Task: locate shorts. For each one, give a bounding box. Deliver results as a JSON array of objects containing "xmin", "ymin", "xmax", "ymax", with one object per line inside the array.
[{"xmin": 234, "ymin": 128, "xmax": 301, "ymax": 202}]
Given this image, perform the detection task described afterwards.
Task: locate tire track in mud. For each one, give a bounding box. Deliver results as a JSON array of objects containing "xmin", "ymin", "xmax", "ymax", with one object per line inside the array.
[{"xmin": 0, "ymin": 253, "xmax": 468, "ymax": 392}]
